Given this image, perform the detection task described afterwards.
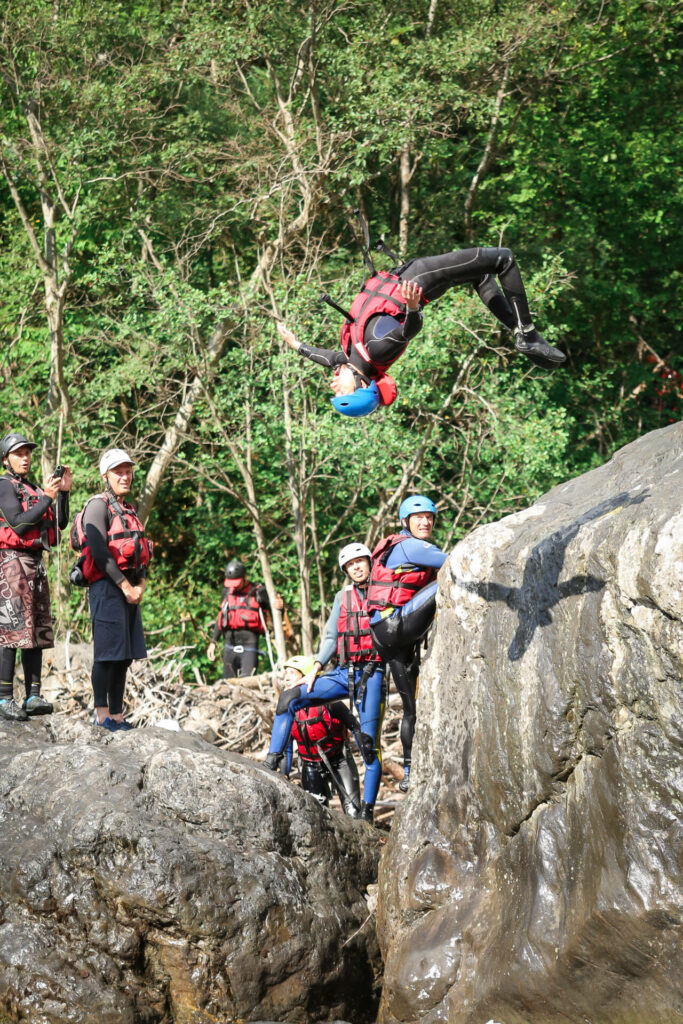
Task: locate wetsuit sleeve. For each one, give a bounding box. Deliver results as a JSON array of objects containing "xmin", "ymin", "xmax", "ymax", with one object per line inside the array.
[
  {"xmin": 328, "ymin": 700, "xmax": 358, "ymax": 732},
  {"xmin": 296, "ymin": 344, "xmax": 348, "ymax": 369},
  {"xmin": 314, "ymin": 592, "xmax": 342, "ymax": 667},
  {"xmin": 81, "ymin": 498, "xmax": 126, "ymax": 586},
  {"xmin": 212, "ymin": 587, "xmax": 229, "ymax": 642},
  {"xmin": 56, "ymin": 491, "xmax": 69, "ymax": 531},
  {"xmin": 254, "ymin": 584, "xmax": 271, "ymax": 608},
  {"xmin": 391, "ymin": 536, "xmax": 448, "ymax": 571},
  {"xmin": 0, "ymin": 477, "xmax": 53, "ymax": 535}
]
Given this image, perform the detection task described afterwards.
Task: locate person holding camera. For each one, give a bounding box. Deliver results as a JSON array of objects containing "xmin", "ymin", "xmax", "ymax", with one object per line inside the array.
[
  {"xmin": 0, "ymin": 432, "xmax": 72, "ymax": 721},
  {"xmin": 70, "ymin": 448, "xmax": 152, "ymax": 731}
]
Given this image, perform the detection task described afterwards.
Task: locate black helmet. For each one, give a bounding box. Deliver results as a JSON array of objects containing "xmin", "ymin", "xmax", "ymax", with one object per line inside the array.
[
  {"xmin": 225, "ymin": 559, "xmax": 246, "ymax": 579},
  {"xmin": 0, "ymin": 433, "xmax": 38, "ymax": 461}
]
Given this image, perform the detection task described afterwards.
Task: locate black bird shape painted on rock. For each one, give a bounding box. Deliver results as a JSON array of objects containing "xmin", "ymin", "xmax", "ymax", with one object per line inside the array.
[{"xmin": 455, "ymin": 490, "xmax": 649, "ymax": 661}]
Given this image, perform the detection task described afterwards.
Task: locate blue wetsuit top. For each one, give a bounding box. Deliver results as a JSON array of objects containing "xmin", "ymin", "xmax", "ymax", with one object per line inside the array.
[{"xmin": 385, "ymin": 530, "xmax": 448, "ymax": 572}]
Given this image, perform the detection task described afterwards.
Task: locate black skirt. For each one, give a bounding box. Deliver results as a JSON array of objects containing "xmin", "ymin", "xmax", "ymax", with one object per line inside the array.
[{"xmin": 89, "ymin": 577, "xmax": 147, "ymax": 662}]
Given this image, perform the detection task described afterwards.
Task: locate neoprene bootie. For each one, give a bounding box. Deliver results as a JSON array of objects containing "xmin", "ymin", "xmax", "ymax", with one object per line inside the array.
[
  {"xmin": 264, "ymin": 752, "xmax": 283, "ymax": 771},
  {"xmin": 0, "ymin": 696, "xmax": 28, "ymax": 722},
  {"xmin": 23, "ymin": 694, "xmax": 53, "ymax": 716},
  {"xmin": 360, "ymin": 801, "xmax": 374, "ymax": 824},
  {"xmin": 514, "ymin": 326, "xmax": 566, "ymax": 368},
  {"xmin": 398, "ymin": 765, "xmax": 411, "ymax": 793}
]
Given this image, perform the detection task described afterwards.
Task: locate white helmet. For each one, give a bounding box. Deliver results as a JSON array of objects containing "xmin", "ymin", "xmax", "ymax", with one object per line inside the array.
[
  {"xmin": 338, "ymin": 542, "xmax": 372, "ymax": 571},
  {"xmin": 99, "ymin": 448, "xmax": 135, "ymax": 476}
]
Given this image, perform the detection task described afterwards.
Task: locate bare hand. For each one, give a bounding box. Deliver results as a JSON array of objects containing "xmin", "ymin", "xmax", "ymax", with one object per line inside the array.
[
  {"xmin": 276, "ymin": 321, "xmax": 300, "ymax": 351},
  {"xmin": 274, "ymin": 594, "xmax": 285, "ymax": 611},
  {"xmin": 206, "ymin": 642, "xmax": 216, "ymax": 663},
  {"xmin": 302, "ymin": 665, "xmax": 321, "ymax": 693},
  {"xmin": 43, "ymin": 476, "xmax": 61, "ymax": 500},
  {"xmin": 400, "ymin": 279, "xmax": 423, "ymax": 311},
  {"xmin": 58, "ymin": 467, "xmax": 73, "ymax": 492},
  {"xmin": 120, "ymin": 580, "xmax": 144, "ymax": 605}
]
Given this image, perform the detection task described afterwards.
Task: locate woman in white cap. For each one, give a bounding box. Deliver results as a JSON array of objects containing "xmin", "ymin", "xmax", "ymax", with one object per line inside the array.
[
  {"xmin": 70, "ymin": 448, "xmax": 152, "ymax": 730},
  {"xmin": 0, "ymin": 432, "xmax": 72, "ymax": 721}
]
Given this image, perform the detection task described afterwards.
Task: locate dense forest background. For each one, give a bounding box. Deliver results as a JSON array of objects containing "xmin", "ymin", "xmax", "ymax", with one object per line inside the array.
[{"xmin": 1, "ymin": 0, "xmax": 680, "ymax": 674}]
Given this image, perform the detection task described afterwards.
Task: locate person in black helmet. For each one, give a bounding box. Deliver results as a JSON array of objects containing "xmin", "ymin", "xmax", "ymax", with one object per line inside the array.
[
  {"xmin": 206, "ymin": 559, "xmax": 284, "ymax": 679},
  {"xmin": 0, "ymin": 432, "xmax": 72, "ymax": 721},
  {"xmin": 278, "ymin": 246, "xmax": 566, "ymax": 417}
]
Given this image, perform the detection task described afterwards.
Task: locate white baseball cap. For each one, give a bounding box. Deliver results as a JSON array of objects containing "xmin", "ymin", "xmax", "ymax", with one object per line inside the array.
[{"xmin": 99, "ymin": 448, "xmax": 135, "ymax": 476}]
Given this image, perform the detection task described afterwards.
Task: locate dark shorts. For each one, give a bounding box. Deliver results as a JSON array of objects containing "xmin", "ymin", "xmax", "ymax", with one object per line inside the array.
[{"xmin": 89, "ymin": 577, "xmax": 147, "ymax": 662}]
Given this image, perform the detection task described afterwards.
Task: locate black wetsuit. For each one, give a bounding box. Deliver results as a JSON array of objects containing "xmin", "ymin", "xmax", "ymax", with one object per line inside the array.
[{"xmin": 298, "ymin": 247, "xmax": 534, "ymax": 378}]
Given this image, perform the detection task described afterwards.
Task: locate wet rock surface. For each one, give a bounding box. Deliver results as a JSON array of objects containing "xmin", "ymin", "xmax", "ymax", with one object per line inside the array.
[
  {"xmin": 377, "ymin": 423, "xmax": 682, "ymax": 1024},
  {"xmin": 0, "ymin": 718, "xmax": 381, "ymax": 1023}
]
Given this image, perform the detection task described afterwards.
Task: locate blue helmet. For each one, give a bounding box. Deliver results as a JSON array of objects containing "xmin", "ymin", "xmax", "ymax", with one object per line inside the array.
[
  {"xmin": 330, "ymin": 381, "xmax": 380, "ymax": 418},
  {"xmin": 399, "ymin": 494, "xmax": 437, "ymax": 524}
]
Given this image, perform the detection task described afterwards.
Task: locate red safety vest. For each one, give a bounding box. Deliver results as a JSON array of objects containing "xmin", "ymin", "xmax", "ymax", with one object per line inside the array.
[
  {"xmin": 340, "ymin": 270, "xmax": 427, "ymax": 377},
  {"xmin": 366, "ymin": 533, "xmax": 437, "ymax": 612},
  {"xmin": 217, "ymin": 583, "xmax": 265, "ymax": 634},
  {"xmin": 292, "ymin": 705, "xmax": 347, "ymax": 762},
  {"xmin": 70, "ymin": 493, "xmax": 152, "ymax": 584},
  {"xmin": 0, "ymin": 477, "xmax": 57, "ymax": 551},
  {"xmin": 336, "ymin": 584, "xmax": 381, "ymax": 666}
]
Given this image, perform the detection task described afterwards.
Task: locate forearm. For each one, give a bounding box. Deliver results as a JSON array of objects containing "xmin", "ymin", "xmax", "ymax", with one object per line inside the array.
[
  {"xmin": 297, "ymin": 343, "xmax": 347, "ymax": 369},
  {"xmin": 314, "ymin": 594, "xmax": 342, "ymax": 666}
]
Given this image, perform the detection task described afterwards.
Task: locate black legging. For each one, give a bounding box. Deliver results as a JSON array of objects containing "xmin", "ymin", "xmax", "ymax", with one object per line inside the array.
[
  {"xmin": 222, "ymin": 629, "xmax": 260, "ymax": 678},
  {"xmin": 301, "ymin": 747, "xmax": 361, "ymax": 816},
  {"xmin": 370, "ymin": 580, "xmax": 439, "ymax": 769},
  {"xmin": 92, "ymin": 659, "xmax": 131, "ymax": 716},
  {"xmin": 0, "ymin": 646, "xmax": 42, "ymax": 693},
  {"xmin": 395, "ymin": 247, "xmax": 532, "ymax": 331}
]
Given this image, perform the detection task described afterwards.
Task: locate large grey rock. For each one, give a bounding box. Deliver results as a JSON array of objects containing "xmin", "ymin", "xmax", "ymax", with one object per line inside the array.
[
  {"xmin": 378, "ymin": 423, "xmax": 682, "ymax": 1024},
  {"xmin": 0, "ymin": 719, "xmax": 381, "ymax": 1023}
]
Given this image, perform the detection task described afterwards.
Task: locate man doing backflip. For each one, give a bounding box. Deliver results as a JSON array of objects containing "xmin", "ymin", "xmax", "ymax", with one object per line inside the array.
[{"xmin": 278, "ymin": 245, "xmax": 566, "ymax": 416}]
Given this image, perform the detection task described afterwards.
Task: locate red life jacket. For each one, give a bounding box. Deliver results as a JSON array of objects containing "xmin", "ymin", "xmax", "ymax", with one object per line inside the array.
[
  {"xmin": 336, "ymin": 584, "xmax": 381, "ymax": 666},
  {"xmin": 70, "ymin": 493, "xmax": 152, "ymax": 584},
  {"xmin": 366, "ymin": 533, "xmax": 437, "ymax": 612},
  {"xmin": 217, "ymin": 582, "xmax": 265, "ymax": 634},
  {"xmin": 0, "ymin": 477, "xmax": 57, "ymax": 551},
  {"xmin": 292, "ymin": 705, "xmax": 347, "ymax": 762},
  {"xmin": 340, "ymin": 270, "xmax": 427, "ymax": 378}
]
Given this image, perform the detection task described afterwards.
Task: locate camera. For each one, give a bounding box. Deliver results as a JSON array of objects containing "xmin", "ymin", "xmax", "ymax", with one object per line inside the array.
[{"xmin": 53, "ymin": 465, "xmax": 66, "ymax": 479}]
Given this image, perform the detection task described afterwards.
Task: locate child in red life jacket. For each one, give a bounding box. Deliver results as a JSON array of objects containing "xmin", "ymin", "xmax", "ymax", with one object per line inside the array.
[
  {"xmin": 206, "ymin": 559, "xmax": 284, "ymax": 679},
  {"xmin": 277, "ymin": 246, "xmax": 566, "ymax": 417},
  {"xmin": 282, "ymin": 656, "xmax": 361, "ymax": 817}
]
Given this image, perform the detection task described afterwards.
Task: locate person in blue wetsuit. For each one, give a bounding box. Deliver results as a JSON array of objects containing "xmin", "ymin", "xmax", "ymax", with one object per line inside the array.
[
  {"xmin": 264, "ymin": 542, "xmax": 385, "ymax": 824},
  {"xmin": 367, "ymin": 495, "xmax": 448, "ymax": 792}
]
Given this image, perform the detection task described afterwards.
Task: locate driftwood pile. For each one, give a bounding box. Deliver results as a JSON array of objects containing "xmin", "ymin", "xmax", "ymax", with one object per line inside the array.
[{"xmin": 37, "ymin": 639, "xmax": 408, "ymax": 827}]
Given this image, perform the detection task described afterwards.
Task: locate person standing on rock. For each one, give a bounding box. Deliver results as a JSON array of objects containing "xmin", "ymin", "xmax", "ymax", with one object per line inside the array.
[
  {"xmin": 281, "ymin": 655, "xmax": 362, "ymax": 817},
  {"xmin": 0, "ymin": 433, "xmax": 72, "ymax": 721},
  {"xmin": 265, "ymin": 542, "xmax": 385, "ymax": 824},
  {"xmin": 277, "ymin": 244, "xmax": 565, "ymax": 418},
  {"xmin": 206, "ymin": 559, "xmax": 284, "ymax": 679},
  {"xmin": 70, "ymin": 449, "xmax": 152, "ymax": 731},
  {"xmin": 367, "ymin": 495, "xmax": 448, "ymax": 792}
]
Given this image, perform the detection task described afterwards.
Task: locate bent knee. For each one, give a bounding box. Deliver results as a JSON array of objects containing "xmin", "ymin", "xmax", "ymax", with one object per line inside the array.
[{"xmin": 275, "ymin": 685, "xmax": 303, "ymax": 716}]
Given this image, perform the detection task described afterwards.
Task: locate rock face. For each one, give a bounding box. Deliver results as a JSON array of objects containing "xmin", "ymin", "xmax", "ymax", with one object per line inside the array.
[
  {"xmin": 0, "ymin": 719, "xmax": 381, "ymax": 1023},
  {"xmin": 377, "ymin": 423, "xmax": 682, "ymax": 1024}
]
